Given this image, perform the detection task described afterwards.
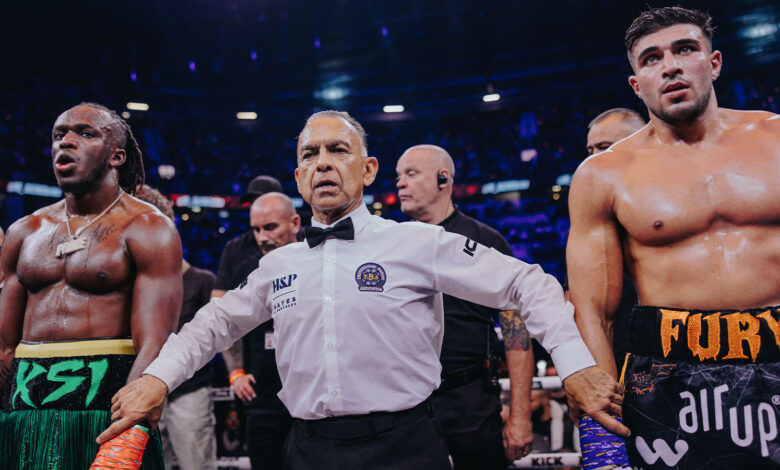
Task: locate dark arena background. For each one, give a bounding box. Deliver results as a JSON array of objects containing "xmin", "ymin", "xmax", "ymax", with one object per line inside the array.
[{"xmin": 1, "ymin": 0, "xmax": 779, "ymax": 468}]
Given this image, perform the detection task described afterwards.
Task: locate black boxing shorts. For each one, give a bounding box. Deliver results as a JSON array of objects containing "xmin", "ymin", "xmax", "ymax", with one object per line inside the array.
[{"xmin": 622, "ymin": 305, "xmax": 780, "ymax": 469}]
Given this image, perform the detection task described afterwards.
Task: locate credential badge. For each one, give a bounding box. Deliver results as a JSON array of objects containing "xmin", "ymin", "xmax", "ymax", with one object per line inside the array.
[{"xmin": 355, "ymin": 262, "xmax": 387, "ymax": 292}]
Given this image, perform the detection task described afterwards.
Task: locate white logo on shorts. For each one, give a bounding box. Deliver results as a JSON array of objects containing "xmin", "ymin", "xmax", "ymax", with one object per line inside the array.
[{"xmin": 635, "ymin": 437, "xmax": 689, "ymax": 466}]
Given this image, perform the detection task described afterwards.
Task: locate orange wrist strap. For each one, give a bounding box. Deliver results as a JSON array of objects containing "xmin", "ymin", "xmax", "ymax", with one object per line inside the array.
[{"xmin": 229, "ymin": 369, "xmax": 246, "ymax": 385}]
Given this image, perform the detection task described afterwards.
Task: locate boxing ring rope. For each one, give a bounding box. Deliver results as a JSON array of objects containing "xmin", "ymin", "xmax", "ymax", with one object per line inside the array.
[
  {"xmin": 500, "ymin": 376, "xmax": 563, "ymax": 391},
  {"xmin": 210, "ymin": 376, "xmax": 580, "ymax": 469},
  {"xmin": 502, "ymin": 377, "xmax": 582, "ymax": 468}
]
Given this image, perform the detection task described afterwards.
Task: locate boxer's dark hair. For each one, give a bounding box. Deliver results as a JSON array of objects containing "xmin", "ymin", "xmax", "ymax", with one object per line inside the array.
[
  {"xmin": 80, "ymin": 102, "xmax": 145, "ymax": 195},
  {"xmin": 625, "ymin": 6, "xmax": 714, "ymax": 55}
]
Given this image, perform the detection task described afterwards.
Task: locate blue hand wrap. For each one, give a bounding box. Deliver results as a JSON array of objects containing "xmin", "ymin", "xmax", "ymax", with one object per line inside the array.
[{"xmin": 579, "ymin": 415, "xmax": 632, "ymax": 470}]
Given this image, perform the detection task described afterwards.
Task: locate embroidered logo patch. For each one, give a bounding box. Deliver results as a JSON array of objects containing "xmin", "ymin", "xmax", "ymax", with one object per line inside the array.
[{"xmin": 355, "ymin": 263, "xmax": 387, "ymax": 292}]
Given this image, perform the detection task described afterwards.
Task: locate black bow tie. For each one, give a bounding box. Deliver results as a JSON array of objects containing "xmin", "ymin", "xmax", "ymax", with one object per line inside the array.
[{"xmin": 304, "ymin": 218, "xmax": 355, "ymax": 248}]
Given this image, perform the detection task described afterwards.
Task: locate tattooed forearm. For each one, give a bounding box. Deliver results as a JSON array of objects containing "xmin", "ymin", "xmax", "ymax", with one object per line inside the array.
[
  {"xmin": 221, "ymin": 339, "xmax": 244, "ymax": 371},
  {"xmin": 499, "ymin": 310, "xmax": 531, "ymax": 351}
]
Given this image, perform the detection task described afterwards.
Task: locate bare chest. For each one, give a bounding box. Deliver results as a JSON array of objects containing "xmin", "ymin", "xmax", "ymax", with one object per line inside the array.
[
  {"xmin": 17, "ymin": 220, "xmax": 133, "ymax": 295},
  {"xmin": 614, "ymin": 142, "xmax": 780, "ymax": 245}
]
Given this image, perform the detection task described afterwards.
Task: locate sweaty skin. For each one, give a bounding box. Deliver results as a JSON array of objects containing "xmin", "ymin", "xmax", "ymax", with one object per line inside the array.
[
  {"xmin": 576, "ymin": 111, "xmax": 780, "ymax": 305},
  {"xmin": 0, "ymin": 105, "xmax": 182, "ymax": 391},
  {"xmin": 567, "ymin": 22, "xmax": 780, "ymax": 378}
]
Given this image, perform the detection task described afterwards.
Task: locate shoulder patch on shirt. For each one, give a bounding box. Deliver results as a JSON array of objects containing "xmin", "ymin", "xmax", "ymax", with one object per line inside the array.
[
  {"xmin": 462, "ymin": 238, "xmax": 478, "ymax": 257},
  {"xmin": 355, "ymin": 263, "xmax": 387, "ymax": 292}
]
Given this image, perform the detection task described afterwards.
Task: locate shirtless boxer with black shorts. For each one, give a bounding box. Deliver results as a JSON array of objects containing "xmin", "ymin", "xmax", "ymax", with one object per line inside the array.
[{"xmin": 568, "ymin": 7, "xmax": 780, "ymax": 469}]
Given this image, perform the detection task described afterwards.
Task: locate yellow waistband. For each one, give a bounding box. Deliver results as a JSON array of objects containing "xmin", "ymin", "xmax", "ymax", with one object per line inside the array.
[{"xmin": 15, "ymin": 338, "xmax": 136, "ymax": 358}]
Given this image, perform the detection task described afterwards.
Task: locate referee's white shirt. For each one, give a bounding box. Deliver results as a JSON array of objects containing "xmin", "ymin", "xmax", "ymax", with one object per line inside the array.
[{"xmin": 145, "ymin": 203, "xmax": 594, "ymax": 420}]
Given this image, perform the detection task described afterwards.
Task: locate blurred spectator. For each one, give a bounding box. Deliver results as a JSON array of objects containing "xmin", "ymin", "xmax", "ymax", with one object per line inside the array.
[
  {"xmin": 527, "ymin": 365, "xmax": 580, "ymax": 457},
  {"xmin": 530, "ymin": 390, "xmax": 552, "ymax": 453},
  {"xmin": 220, "ymin": 407, "xmax": 243, "ymax": 456},
  {"xmin": 545, "ymin": 365, "xmax": 578, "ymax": 453}
]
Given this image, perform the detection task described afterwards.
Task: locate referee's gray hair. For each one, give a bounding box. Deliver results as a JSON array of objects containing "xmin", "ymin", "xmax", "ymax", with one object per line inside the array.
[
  {"xmin": 588, "ymin": 108, "xmax": 645, "ymax": 129},
  {"xmin": 302, "ymin": 110, "xmax": 368, "ymax": 157}
]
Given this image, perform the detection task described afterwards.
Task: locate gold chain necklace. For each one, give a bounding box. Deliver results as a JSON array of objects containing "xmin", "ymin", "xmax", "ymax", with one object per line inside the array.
[{"xmin": 56, "ymin": 191, "xmax": 124, "ymax": 258}]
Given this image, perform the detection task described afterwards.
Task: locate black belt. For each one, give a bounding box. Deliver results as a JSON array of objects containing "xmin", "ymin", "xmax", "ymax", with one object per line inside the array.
[
  {"xmin": 295, "ymin": 398, "xmax": 432, "ymax": 440},
  {"xmin": 435, "ymin": 365, "xmax": 483, "ymax": 394}
]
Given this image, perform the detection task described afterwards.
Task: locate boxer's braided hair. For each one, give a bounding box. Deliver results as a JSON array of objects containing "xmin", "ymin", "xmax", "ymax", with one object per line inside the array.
[{"xmin": 80, "ymin": 102, "xmax": 145, "ymax": 195}]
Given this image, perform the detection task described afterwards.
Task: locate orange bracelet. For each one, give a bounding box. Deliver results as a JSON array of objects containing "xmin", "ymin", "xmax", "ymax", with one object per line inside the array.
[{"xmin": 228, "ymin": 369, "xmax": 246, "ymax": 385}]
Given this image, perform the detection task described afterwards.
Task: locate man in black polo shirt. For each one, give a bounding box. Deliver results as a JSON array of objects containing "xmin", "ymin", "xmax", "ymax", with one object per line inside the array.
[
  {"xmin": 213, "ymin": 175, "xmax": 283, "ymax": 418},
  {"xmin": 216, "ymin": 190, "xmax": 301, "ymax": 470},
  {"xmin": 396, "ymin": 145, "xmax": 535, "ymax": 468},
  {"xmin": 212, "ymin": 175, "xmax": 284, "ymax": 298}
]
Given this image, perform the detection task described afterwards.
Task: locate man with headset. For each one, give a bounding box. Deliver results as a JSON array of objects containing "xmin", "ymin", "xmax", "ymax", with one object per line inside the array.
[{"xmin": 396, "ymin": 144, "xmax": 535, "ymax": 467}]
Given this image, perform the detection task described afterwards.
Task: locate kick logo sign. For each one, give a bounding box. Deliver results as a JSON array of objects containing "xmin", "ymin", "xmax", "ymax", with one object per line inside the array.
[{"xmin": 355, "ymin": 263, "xmax": 386, "ymax": 292}]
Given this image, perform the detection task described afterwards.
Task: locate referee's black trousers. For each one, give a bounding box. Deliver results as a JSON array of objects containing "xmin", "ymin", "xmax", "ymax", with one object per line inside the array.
[
  {"xmin": 282, "ymin": 399, "xmax": 451, "ymax": 470},
  {"xmin": 431, "ymin": 377, "xmax": 508, "ymax": 470},
  {"xmin": 245, "ymin": 396, "xmax": 293, "ymax": 470}
]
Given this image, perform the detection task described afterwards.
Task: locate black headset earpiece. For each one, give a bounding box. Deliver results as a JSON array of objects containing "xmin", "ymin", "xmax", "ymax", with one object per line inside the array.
[{"xmin": 437, "ymin": 171, "xmax": 447, "ymax": 190}]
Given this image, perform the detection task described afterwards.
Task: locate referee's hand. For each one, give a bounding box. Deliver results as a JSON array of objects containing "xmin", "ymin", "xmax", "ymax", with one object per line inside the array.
[
  {"xmin": 503, "ymin": 413, "xmax": 533, "ymax": 461},
  {"xmin": 97, "ymin": 374, "xmax": 167, "ymax": 444},
  {"xmin": 232, "ymin": 373, "xmax": 257, "ymax": 402},
  {"xmin": 563, "ymin": 366, "xmax": 630, "ymax": 437}
]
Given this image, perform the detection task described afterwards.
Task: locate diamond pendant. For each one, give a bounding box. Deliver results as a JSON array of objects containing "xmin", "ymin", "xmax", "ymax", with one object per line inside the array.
[{"xmin": 55, "ymin": 238, "xmax": 88, "ymax": 258}]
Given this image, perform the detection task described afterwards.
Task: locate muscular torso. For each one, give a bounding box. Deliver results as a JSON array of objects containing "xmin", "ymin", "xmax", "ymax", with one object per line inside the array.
[
  {"xmin": 611, "ymin": 110, "xmax": 780, "ymax": 309},
  {"xmin": 15, "ymin": 196, "xmax": 156, "ymax": 340}
]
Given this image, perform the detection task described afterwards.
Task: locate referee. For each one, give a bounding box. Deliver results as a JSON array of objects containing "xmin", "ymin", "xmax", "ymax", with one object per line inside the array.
[
  {"xmin": 101, "ymin": 110, "xmax": 628, "ymax": 469},
  {"xmin": 396, "ymin": 144, "xmax": 535, "ymax": 467}
]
